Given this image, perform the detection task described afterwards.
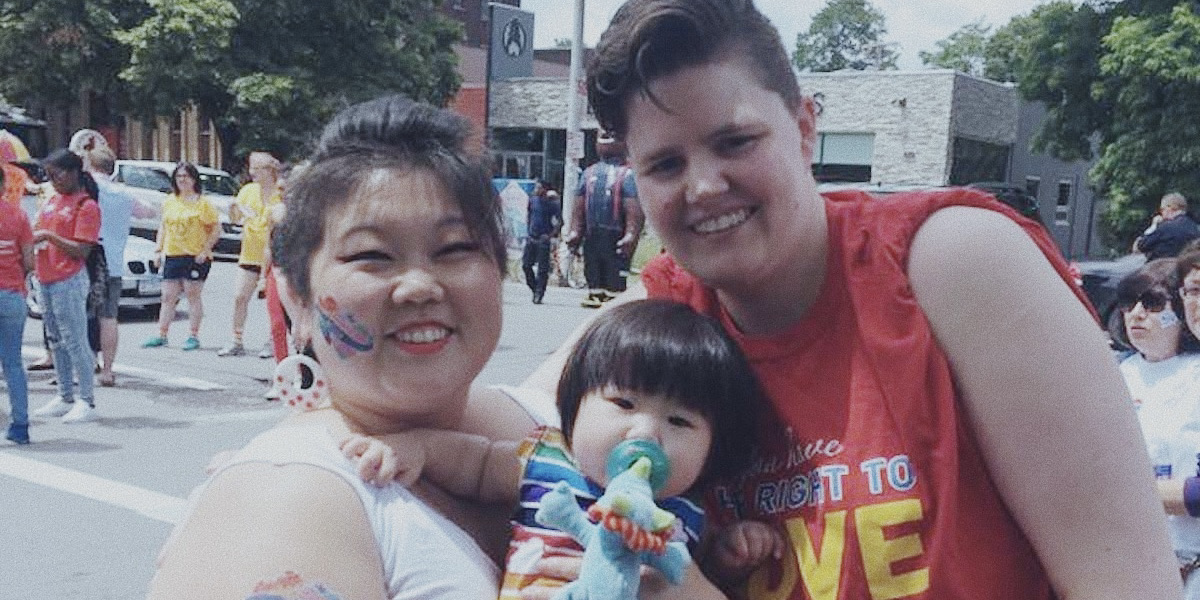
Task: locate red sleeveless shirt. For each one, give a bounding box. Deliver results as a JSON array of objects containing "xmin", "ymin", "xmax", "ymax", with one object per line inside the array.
[{"xmin": 644, "ymin": 188, "xmax": 1088, "ymax": 600}]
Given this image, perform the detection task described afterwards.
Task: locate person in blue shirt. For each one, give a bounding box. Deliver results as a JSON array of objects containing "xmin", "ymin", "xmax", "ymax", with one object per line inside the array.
[
  {"xmin": 83, "ymin": 145, "xmax": 133, "ymax": 387},
  {"xmin": 522, "ymin": 180, "xmax": 561, "ymax": 304},
  {"xmin": 1135, "ymin": 192, "xmax": 1200, "ymax": 261}
]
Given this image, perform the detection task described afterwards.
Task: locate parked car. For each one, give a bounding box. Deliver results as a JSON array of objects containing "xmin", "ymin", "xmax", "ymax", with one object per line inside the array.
[
  {"xmin": 1075, "ymin": 253, "xmax": 1147, "ymax": 348},
  {"xmin": 817, "ymin": 181, "xmax": 1044, "ymax": 226},
  {"xmin": 24, "ymin": 233, "xmax": 163, "ymax": 319},
  {"xmin": 966, "ymin": 182, "xmax": 1043, "ymax": 225},
  {"xmin": 113, "ymin": 160, "xmax": 243, "ymax": 260}
]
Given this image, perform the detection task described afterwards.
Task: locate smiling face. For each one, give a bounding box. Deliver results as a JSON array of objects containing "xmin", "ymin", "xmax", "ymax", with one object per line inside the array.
[
  {"xmin": 570, "ymin": 386, "xmax": 713, "ymax": 499},
  {"xmin": 624, "ymin": 57, "xmax": 825, "ymax": 311},
  {"xmin": 1182, "ymin": 268, "xmax": 1200, "ymax": 339},
  {"xmin": 300, "ymin": 167, "xmax": 503, "ymax": 432}
]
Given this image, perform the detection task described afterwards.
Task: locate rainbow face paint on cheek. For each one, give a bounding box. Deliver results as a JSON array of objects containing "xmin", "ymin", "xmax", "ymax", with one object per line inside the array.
[
  {"xmin": 247, "ymin": 571, "xmax": 343, "ymax": 600},
  {"xmin": 317, "ymin": 296, "xmax": 374, "ymax": 359}
]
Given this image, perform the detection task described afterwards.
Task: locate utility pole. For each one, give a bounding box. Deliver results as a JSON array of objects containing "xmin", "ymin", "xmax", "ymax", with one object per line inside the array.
[{"xmin": 562, "ymin": 0, "xmax": 585, "ymax": 232}]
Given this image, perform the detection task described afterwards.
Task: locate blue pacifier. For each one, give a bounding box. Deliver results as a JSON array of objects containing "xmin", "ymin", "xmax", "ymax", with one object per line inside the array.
[{"xmin": 606, "ymin": 439, "xmax": 671, "ymax": 493}]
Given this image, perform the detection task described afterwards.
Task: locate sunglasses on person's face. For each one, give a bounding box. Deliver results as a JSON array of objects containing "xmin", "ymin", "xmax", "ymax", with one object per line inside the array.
[{"xmin": 1119, "ymin": 290, "xmax": 1173, "ymax": 314}]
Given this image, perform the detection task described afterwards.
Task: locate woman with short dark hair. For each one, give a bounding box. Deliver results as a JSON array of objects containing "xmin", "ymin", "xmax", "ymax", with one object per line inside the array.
[{"xmin": 141, "ymin": 161, "xmax": 220, "ymax": 351}]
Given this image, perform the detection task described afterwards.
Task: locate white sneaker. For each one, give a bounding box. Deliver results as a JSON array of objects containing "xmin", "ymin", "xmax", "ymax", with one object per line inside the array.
[
  {"xmin": 258, "ymin": 343, "xmax": 274, "ymax": 359},
  {"xmin": 62, "ymin": 401, "xmax": 97, "ymax": 423},
  {"xmin": 32, "ymin": 396, "xmax": 74, "ymax": 418}
]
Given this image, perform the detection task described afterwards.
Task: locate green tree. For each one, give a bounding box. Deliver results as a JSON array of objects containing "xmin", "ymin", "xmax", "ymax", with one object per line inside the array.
[
  {"xmin": 793, "ymin": 0, "xmax": 898, "ymax": 72},
  {"xmin": 0, "ymin": 0, "xmax": 150, "ymax": 129},
  {"xmin": 920, "ymin": 20, "xmax": 991, "ymax": 76},
  {"xmin": 118, "ymin": 0, "xmax": 462, "ymax": 162},
  {"xmin": 980, "ymin": 12, "xmax": 1042, "ymax": 83},
  {"xmin": 1011, "ymin": 0, "xmax": 1200, "ymax": 248},
  {"xmin": 1090, "ymin": 3, "xmax": 1200, "ymax": 246}
]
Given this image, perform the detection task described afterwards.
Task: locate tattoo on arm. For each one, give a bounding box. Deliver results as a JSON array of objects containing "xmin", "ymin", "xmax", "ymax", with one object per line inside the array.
[{"xmin": 246, "ymin": 571, "xmax": 343, "ymax": 600}]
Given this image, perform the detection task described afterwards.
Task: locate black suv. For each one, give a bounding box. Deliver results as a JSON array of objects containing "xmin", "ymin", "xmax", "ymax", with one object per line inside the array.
[{"xmin": 966, "ymin": 182, "xmax": 1043, "ymax": 225}]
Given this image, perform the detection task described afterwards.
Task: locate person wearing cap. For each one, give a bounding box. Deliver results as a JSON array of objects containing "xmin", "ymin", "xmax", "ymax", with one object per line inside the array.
[
  {"xmin": 564, "ymin": 132, "xmax": 644, "ymax": 308},
  {"xmin": 218, "ymin": 151, "xmax": 283, "ymax": 357}
]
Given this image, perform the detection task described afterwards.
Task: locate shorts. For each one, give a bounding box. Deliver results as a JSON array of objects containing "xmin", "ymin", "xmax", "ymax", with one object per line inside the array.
[
  {"xmin": 99, "ymin": 276, "xmax": 121, "ymax": 319},
  {"xmin": 162, "ymin": 256, "xmax": 211, "ymax": 281}
]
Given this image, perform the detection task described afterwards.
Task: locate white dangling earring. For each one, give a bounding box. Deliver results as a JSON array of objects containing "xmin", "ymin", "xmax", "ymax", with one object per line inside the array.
[{"xmin": 272, "ymin": 354, "xmax": 328, "ymax": 411}]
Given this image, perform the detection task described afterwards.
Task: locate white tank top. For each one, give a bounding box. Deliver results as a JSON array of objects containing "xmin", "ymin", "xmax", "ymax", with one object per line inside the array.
[{"xmin": 206, "ymin": 422, "xmax": 500, "ymax": 599}]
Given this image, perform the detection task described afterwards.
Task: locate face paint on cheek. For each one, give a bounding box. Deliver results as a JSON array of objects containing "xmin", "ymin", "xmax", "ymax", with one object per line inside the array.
[
  {"xmin": 248, "ymin": 570, "xmax": 343, "ymax": 600},
  {"xmin": 316, "ymin": 296, "xmax": 374, "ymax": 359},
  {"xmin": 1159, "ymin": 310, "xmax": 1180, "ymax": 329}
]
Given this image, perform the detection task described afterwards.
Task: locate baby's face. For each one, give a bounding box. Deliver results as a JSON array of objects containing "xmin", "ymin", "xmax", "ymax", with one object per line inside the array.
[{"xmin": 571, "ymin": 386, "xmax": 712, "ymax": 498}]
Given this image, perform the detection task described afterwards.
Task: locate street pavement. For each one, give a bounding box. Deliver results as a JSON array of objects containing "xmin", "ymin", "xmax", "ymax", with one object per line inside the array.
[{"xmin": 0, "ymin": 260, "xmax": 597, "ymax": 600}]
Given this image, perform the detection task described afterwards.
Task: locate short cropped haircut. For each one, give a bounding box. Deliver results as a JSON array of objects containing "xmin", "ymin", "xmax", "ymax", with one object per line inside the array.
[
  {"xmin": 1162, "ymin": 192, "xmax": 1188, "ymax": 212},
  {"xmin": 170, "ymin": 162, "xmax": 202, "ymax": 195},
  {"xmin": 273, "ymin": 95, "xmax": 506, "ymax": 302},
  {"xmin": 556, "ymin": 299, "xmax": 767, "ymax": 489},
  {"xmin": 84, "ymin": 146, "xmax": 116, "ymax": 176},
  {"xmin": 587, "ymin": 0, "xmax": 801, "ymax": 139}
]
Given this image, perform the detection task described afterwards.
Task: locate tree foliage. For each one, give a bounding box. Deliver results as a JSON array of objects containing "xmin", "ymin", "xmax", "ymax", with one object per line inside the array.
[
  {"xmin": 0, "ymin": 0, "xmax": 149, "ymax": 122},
  {"xmin": 0, "ymin": 0, "xmax": 462, "ymax": 163},
  {"xmin": 119, "ymin": 0, "xmax": 462, "ymax": 162},
  {"xmin": 919, "ymin": 20, "xmax": 992, "ymax": 76},
  {"xmin": 793, "ymin": 0, "xmax": 898, "ymax": 72},
  {"xmin": 1012, "ymin": 0, "xmax": 1200, "ymax": 247}
]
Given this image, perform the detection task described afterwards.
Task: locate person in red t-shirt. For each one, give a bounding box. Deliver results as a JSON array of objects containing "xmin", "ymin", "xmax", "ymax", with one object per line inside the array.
[
  {"xmin": 0, "ymin": 166, "xmax": 35, "ymax": 444},
  {"xmin": 29, "ymin": 149, "xmax": 101, "ymax": 424},
  {"xmin": 508, "ymin": 1, "xmax": 1183, "ymax": 599}
]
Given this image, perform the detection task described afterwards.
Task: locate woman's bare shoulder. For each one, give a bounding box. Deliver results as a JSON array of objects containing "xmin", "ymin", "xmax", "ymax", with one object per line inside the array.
[{"xmin": 149, "ymin": 462, "xmax": 385, "ymax": 600}]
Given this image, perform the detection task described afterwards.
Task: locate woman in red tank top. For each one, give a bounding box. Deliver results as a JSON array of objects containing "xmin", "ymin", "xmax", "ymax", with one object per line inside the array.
[{"xmin": 512, "ymin": 1, "xmax": 1183, "ymax": 598}]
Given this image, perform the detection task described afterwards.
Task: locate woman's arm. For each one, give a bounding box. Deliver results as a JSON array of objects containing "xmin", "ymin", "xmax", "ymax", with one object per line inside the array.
[
  {"xmin": 1160, "ymin": 478, "xmax": 1188, "ymax": 516},
  {"xmin": 908, "ymin": 206, "xmax": 1181, "ymax": 599},
  {"xmin": 31, "ymin": 230, "xmax": 90, "ymax": 259},
  {"xmin": 19, "ymin": 234, "xmax": 33, "ymax": 272},
  {"xmin": 148, "ymin": 462, "xmax": 387, "ymax": 600}
]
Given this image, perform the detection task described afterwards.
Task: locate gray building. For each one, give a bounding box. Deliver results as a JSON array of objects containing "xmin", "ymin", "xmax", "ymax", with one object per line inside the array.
[
  {"xmin": 797, "ymin": 70, "xmax": 1018, "ymax": 186},
  {"xmin": 486, "ymin": 68, "xmax": 1102, "ymax": 257}
]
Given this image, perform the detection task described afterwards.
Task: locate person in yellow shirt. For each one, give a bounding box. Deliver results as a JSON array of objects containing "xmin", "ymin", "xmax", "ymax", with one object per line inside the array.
[
  {"xmin": 142, "ymin": 162, "xmax": 220, "ymax": 351},
  {"xmin": 217, "ymin": 152, "xmax": 283, "ymax": 357}
]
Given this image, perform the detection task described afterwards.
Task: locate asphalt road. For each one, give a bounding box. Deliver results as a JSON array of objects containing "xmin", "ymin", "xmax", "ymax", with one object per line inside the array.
[{"xmin": 0, "ymin": 260, "xmax": 596, "ymax": 600}]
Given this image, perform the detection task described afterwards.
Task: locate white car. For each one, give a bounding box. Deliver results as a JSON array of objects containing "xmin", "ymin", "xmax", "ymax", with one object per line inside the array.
[
  {"xmin": 25, "ymin": 235, "xmax": 163, "ymax": 319},
  {"xmin": 114, "ymin": 160, "xmax": 243, "ymax": 260}
]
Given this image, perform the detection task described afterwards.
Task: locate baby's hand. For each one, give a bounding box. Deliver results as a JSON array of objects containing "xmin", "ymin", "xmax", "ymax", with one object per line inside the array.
[
  {"xmin": 707, "ymin": 520, "xmax": 786, "ymax": 583},
  {"xmin": 339, "ymin": 433, "xmax": 425, "ymax": 488}
]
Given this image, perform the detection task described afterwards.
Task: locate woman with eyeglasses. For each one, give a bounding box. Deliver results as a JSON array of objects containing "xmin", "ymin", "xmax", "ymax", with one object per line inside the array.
[
  {"xmin": 1116, "ymin": 257, "xmax": 1200, "ymax": 598},
  {"xmin": 141, "ymin": 162, "xmax": 220, "ymax": 352}
]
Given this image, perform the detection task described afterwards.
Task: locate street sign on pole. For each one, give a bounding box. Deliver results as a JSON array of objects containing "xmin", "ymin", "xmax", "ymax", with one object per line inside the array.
[{"xmin": 566, "ymin": 130, "xmax": 585, "ymax": 160}]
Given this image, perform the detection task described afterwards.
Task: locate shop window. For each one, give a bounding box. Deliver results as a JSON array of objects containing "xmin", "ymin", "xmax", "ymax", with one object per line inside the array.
[
  {"xmin": 1025, "ymin": 176, "xmax": 1041, "ymax": 200},
  {"xmin": 1055, "ymin": 181, "xmax": 1072, "ymax": 226},
  {"xmin": 949, "ymin": 137, "xmax": 1010, "ymax": 185},
  {"xmin": 813, "ymin": 133, "xmax": 873, "ymax": 183}
]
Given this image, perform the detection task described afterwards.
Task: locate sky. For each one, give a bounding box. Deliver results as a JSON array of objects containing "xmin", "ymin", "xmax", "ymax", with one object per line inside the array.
[{"xmin": 518, "ymin": 0, "xmax": 1051, "ymax": 70}]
